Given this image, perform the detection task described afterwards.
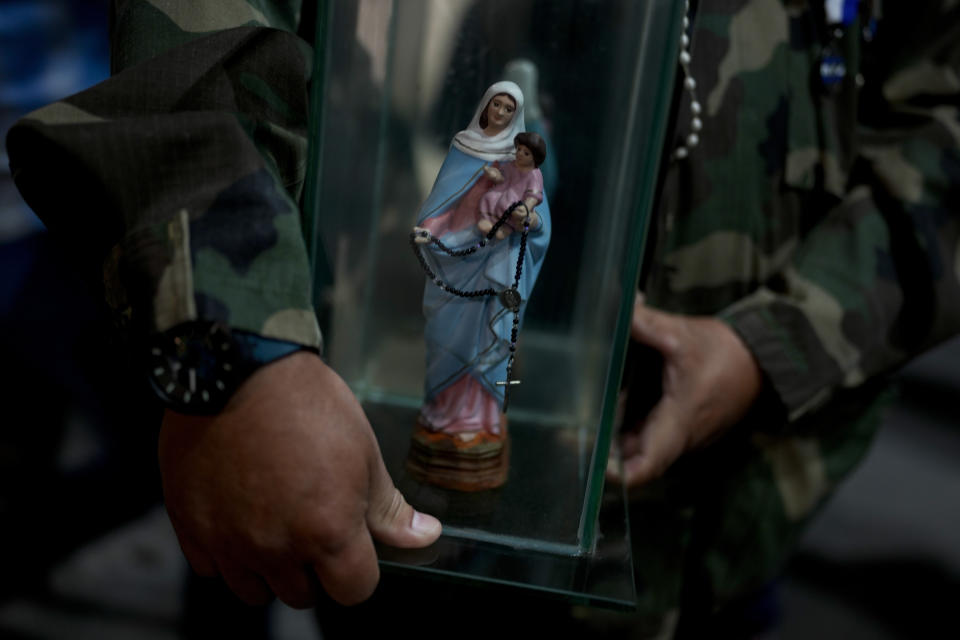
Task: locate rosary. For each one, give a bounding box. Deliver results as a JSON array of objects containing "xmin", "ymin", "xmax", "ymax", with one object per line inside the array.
[{"xmin": 410, "ymin": 201, "xmax": 530, "ymax": 412}]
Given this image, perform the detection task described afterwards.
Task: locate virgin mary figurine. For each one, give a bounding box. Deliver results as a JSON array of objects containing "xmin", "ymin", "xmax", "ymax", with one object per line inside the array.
[{"xmin": 408, "ymin": 81, "xmax": 552, "ymax": 490}]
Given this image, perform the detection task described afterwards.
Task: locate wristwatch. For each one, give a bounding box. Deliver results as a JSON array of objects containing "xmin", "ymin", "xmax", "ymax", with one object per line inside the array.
[{"xmin": 146, "ymin": 321, "xmax": 308, "ymax": 415}]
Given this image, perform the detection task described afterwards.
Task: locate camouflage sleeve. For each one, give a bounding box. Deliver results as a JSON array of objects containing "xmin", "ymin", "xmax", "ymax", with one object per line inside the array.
[
  {"xmin": 5, "ymin": 0, "xmax": 321, "ymax": 348},
  {"xmin": 719, "ymin": 5, "xmax": 960, "ymax": 421}
]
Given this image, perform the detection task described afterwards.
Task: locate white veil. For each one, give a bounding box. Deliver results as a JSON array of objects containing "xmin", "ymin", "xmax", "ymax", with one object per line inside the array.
[{"xmin": 452, "ymin": 81, "xmax": 525, "ymax": 162}]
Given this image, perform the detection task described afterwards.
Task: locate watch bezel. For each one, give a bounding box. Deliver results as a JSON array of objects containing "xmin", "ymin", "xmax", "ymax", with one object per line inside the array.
[{"xmin": 146, "ymin": 321, "xmax": 245, "ymax": 415}]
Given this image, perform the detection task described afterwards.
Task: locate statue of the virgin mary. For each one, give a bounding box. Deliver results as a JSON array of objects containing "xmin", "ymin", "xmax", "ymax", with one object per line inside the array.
[{"xmin": 409, "ymin": 81, "xmax": 552, "ymax": 489}]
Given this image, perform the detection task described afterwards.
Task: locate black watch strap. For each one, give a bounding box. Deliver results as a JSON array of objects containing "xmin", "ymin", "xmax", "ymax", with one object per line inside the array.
[{"xmin": 147, "ymin": 322, "xmax": 306, "ymax": 415}]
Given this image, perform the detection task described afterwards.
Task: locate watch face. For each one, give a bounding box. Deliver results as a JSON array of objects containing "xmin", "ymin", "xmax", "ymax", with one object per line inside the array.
[{"xmin": 147, "ymin": 323, "xmax": 240, "ymax": 414}]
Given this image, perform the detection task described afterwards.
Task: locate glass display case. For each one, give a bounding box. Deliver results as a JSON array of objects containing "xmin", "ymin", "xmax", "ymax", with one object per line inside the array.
[{"xmin": 303, "ymin": 0, "xmax": 682, "ymax": 608}]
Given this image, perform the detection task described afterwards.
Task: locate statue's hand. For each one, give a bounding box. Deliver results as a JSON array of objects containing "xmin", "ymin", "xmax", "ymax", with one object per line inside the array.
[
  {"xmin": 510, "ymin": 204, "xmax": 530, "ymax": 223},
  {"xmin": 412, "ymin": 226, "xmax": 432, "ymax": 244},
  {"xmin": 484, "ymin": 166, "xmax": 504, "ymax": 183}
]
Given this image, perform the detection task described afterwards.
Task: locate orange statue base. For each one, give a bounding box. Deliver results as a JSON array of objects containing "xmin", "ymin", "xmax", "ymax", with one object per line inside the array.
[{"xmin": 406, "ymin": 415, "xmax": 509, "ymax": 491}]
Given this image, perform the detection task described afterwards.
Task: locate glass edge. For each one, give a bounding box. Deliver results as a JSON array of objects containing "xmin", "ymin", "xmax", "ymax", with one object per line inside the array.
[
  {"xmin": 579, "ymin": 0, "xmax": 685, "ymax": 549},
  {"xmin": 439, "ymin": 526, "xmax": 582, "ymax": 557},
  {"xmin": 376, "ymin": 465, "xmax": 637, "ymax": 610},
  {"xmin": 378, "ymin": 561, "xmax": 637, "ymax": 611},
  {"xmin": 303, "ymin": 0, "xmax": 334, "ymax": 306},
  {"xmin": 305, "ymin": 1, "xmax": 679, "ymax": 583},
  {"xmin": 354, "ymin": 1, "xmax": 400, "ymax": 385}
]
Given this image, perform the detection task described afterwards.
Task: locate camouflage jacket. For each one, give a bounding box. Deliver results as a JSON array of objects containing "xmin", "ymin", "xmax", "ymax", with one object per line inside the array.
[
  {"xmin": 6, "ymin": 0, "xmax": 960, "ymax": 633},
  {"xmin": 631, "ymin": 0, "xmax": 960, "ymax": 632},
  {"xmin": 7, "ymin": 0, "xmax": 322, "ymax": 348}
]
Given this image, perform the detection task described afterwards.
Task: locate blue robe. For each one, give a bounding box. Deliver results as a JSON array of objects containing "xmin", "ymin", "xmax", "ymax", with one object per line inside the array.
[{"xmin": 417, "ymin": 146, "xmax": 552, "ymax": 404}]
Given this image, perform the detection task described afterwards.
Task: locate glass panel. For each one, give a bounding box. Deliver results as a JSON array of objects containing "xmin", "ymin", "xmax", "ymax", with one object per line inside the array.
[
  {"xmin": 377, "ymin": 450, "xmax": 638, "ymax": 609},
  {"xmin": 305, "ymin": 0, "xmax": 681, "ymax": 603}
]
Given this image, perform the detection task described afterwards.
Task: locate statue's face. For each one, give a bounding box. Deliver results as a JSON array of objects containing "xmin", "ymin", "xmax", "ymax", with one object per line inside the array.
[
  {"xmin": 515, "ymin": 143, "xmax": 534, "ymax": 168},
  {"xmin": 484, "ymin": 94, "xmax": 516, "ymax": 133}
]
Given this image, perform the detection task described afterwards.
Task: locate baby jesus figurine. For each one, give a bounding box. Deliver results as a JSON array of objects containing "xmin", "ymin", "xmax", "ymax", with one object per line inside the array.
[{"xmin": 477, "ymin": 132, "xmax": 546, "ymax": 239}]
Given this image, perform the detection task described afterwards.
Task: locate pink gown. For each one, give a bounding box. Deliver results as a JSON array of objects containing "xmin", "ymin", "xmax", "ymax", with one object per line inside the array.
[
  {"xmin": 478, "ymin": 162, "xmax": 544, "ymax": 230},
  {"xmin": 417, "ymin": 164, "xmax": 543, "ymax": 436}
]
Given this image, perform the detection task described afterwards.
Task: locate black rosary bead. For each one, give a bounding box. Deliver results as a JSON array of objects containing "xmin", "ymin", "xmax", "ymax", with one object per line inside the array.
[
  {"xmin": 425, "ymin": 201, "xmax": 523, "ymax": 257},
  {"xmin": 412, "ymin": 201, "xmax": 534, "ymax": 409}
]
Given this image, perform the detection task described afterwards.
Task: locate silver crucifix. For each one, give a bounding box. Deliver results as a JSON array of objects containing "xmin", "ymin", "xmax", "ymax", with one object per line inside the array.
[{"xmin": 496, "ymin": 377, "xmax": 521, "ymax": 413}]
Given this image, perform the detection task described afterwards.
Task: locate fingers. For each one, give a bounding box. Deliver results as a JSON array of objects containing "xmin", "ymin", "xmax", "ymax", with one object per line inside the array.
[
  {"xmin": 188, "ymin": 546, "xmax": 335, "ymax": 609},
  {"xmin": 620, "ymin": 400, "xmax": 687, "ymax": 488},
  {"xmin": 218, "ymin": 564, "xmax": 273, "ymax": 606},
  {"xmin": 214, "ymin": 509, "xmax": 385, "ymax": 608},
  {"xmin": 313, "ymin": 527, "xmax": 381, "ymax": 605},
  {"xmin": 631, "ymin": 299, "xmax": 680, "ymax": 356},
  {"xmin": 261, "ymin": 565, "xmax": 319, "ymax": 610},
  {"xmin": 605, "ymin": 446, "xmax": 623, "ymax": 484},
  {"xmin": 309, "ymin": 448, "xmax": 438, "ymax": 605}
]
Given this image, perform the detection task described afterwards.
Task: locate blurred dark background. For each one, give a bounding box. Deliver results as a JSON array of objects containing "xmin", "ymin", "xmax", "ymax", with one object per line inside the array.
[
  {"xmin": 0, "ymin": 0, "xmax": 161, "ymax": 601},
  {"xmin": 1, "ymin": 2, "xmax": 957, "ymax": 639}
]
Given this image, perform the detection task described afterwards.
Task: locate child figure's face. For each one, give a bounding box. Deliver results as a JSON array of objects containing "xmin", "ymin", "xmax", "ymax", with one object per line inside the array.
[
  {"xmin": 515, "ymin": 143, "xmax": 534, "ymax": 169},
  {"xmin": 485, "ymin": 94, "xmax": 516, "ymax": 133}
]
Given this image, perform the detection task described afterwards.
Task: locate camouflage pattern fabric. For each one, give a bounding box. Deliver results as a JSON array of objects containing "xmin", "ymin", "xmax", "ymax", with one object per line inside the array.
[
  {"xmin": 630, "ymin": 0, "xmax": 960, "ymax": 634},
  {"xmin": 6, "ymin": 0, "xmax": 320, "ymax": 347},
  {"xmin": 6, "ymin": 0, "xmax": 960, "ymax": 636}
]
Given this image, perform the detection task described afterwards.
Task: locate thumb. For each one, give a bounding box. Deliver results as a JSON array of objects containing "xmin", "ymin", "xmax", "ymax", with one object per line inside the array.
[{"xmin": 366, "ymin": 463, "xmax": 441, "ymax": 548}]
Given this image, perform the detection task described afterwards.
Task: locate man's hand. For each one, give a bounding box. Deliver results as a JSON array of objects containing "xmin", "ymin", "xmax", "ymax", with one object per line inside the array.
[
  {"xmin": 611, "ymin": 297, "xmax": 763, "ymax": 488},
  {"xmin": 158, "ymin": 352, "xmax": 441, "ymax": 608}
]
